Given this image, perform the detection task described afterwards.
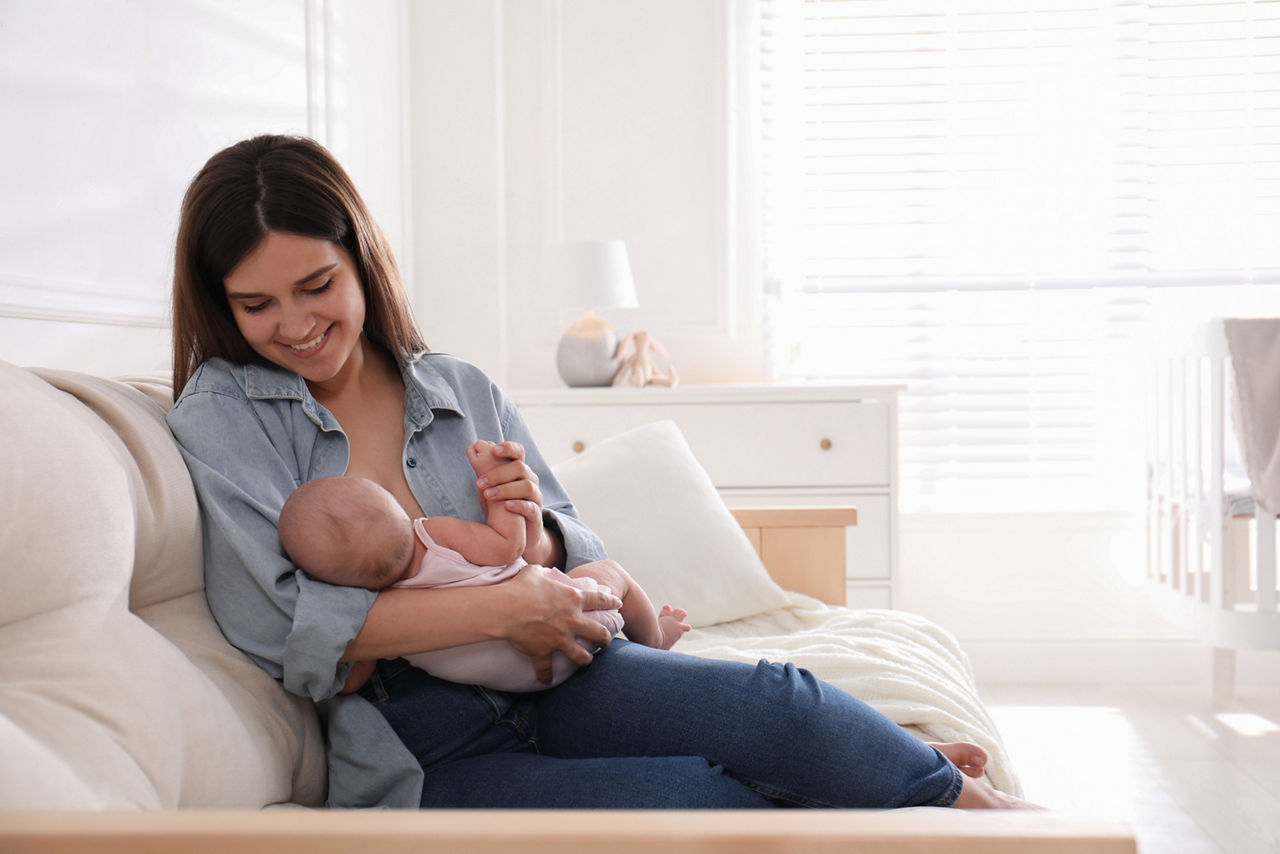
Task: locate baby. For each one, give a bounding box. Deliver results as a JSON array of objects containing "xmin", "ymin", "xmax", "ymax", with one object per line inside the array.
[{"xmin": 277, "ymin": 440, "xmax": 690, "ymax": 692}]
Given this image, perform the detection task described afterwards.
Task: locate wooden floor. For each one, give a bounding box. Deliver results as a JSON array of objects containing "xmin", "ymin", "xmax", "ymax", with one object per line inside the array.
[{"xmin": 980, "ymin": 682, "xmax": 1280, "ymax": 853}]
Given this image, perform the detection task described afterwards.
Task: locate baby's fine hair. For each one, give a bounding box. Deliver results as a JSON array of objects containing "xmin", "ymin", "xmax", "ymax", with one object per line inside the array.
[{"xmin": 278, "ymin": 477, "xmax": 412, "ymax": 590}]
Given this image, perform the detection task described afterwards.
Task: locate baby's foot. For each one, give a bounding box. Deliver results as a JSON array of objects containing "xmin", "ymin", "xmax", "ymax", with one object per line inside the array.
[
  {"xmin": 657, "ymin": 605, "xmax": 691, "ymax": 650},
  {"xmin": 467, "ymin": 440, "xmax": 505, "ymax": 478}
]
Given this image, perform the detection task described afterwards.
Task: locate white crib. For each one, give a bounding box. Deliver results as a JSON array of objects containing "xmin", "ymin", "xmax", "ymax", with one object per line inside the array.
[{"xmin": 1147, "ymin": 318, "xmax": 1280, "ymax": 705}]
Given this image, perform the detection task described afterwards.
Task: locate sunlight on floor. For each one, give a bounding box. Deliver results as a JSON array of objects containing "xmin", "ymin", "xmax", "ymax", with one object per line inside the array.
[
  {"xmin": 987, "ymin": 705, "xmax": 1144, "ymax": 817},
  {"xmin": 983, "ymin": 685, "xmax": 1280, "ymax": 854},
  {"xmin": 1212, "ymin": 712, "xmax": 1280, "ymax": 737}
]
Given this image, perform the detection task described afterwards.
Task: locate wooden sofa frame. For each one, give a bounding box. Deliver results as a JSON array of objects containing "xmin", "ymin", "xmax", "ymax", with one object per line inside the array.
[{"xmin": 0, "ymin": 507, "xmax": 1135, "ymax": 854}]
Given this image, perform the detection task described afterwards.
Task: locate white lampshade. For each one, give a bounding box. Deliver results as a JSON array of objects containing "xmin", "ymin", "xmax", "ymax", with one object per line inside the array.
[{"xmin": 554, "ymin": 240, "xmax": 639, "ymax": 310}]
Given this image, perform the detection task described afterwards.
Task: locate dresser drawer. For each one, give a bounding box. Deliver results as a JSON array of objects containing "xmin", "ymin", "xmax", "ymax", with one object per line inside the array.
[{"xmin": 520, "ymin": 401, "xmax": 890, "ymax": 489}]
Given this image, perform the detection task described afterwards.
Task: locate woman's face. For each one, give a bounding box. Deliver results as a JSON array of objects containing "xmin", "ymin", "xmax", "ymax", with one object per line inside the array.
[{"xmin": 223, "ymin": 231, "xmax": 367, "ymax": 386}]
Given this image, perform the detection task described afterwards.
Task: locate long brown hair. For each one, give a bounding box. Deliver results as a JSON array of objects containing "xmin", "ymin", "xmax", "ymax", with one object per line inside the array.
[{"xmin": 171, "ymin": 135, "xmax": 425, "ymax": 391}]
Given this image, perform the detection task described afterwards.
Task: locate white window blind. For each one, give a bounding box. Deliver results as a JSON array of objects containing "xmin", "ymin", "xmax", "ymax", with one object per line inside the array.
[{"xmin": 757, "ymin": 0, "xmax": 1280, "ymax": 512}]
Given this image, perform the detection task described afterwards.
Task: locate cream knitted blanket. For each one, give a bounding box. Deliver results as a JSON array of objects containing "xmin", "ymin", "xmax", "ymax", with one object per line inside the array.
[{"xmin": 681, "ymin": 593, "xmax": 1022, "ymax": 798}]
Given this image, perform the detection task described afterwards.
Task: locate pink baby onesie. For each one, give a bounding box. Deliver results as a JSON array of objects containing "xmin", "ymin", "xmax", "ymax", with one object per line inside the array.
[{"xmin": 394, "ymin": 518, "xmax": 625, "ymax": 692}]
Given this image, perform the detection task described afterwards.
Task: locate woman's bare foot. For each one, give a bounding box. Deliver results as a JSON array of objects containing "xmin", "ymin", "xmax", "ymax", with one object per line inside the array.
[
  {"xmin": 929, "ymin": 741, "xmax": 988, "ymax": 779},
  {"xmin": 930, "ymin": 742, "xmax": 1045, "ymax": 810},
  {"xmin": 657, "ymin": 605, "xmax": 691, "ymax": 650},
  {"xmin": 952, "ymin": 773, "xmax": 1044, "ymax": 809}
]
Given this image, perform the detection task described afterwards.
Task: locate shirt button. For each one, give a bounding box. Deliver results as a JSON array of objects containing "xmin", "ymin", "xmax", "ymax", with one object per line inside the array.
[{"xmin": 406, "ymin": 457, "xmax": 418, "ymax": 468}]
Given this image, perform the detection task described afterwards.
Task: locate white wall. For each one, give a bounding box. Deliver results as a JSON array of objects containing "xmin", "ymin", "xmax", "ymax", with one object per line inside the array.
[
  {"xmin": 403, "ymin": 1, "xmax": 1280, "ymax": 686},
  {"xmin": 900, "ymin": 512, "xmax": 1280, "ymax": 685},
  {"xmin": 406, "ymin": 0, "xmax": 763, "ymax": 389},
  {"xmin": 0, "ymin": 0, "xmax": 760, "ymax": 383},
  {"xmin": 0, "ymin": 0, "xmax": 408, "ymax": 375},
  {"xmin": 405, "ymin": 0, "xmax": 508, "ymax": 382}
]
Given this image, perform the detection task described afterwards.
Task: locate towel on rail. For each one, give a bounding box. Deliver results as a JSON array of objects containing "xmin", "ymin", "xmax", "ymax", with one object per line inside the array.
[{"xmin": 1224, "ymin": 318, "xmax": 1280, "ymax": 516}]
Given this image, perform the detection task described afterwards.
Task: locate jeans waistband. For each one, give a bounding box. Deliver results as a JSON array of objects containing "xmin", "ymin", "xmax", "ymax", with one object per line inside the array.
[{"xmin": 356, "ymin": 657, "xmax": 413, "ymax": 703}]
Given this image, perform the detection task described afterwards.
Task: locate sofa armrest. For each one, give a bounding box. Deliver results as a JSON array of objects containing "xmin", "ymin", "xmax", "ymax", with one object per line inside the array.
[{"xmin": 731, "ymin": 506, "xmax": 857, "ymax": 606}]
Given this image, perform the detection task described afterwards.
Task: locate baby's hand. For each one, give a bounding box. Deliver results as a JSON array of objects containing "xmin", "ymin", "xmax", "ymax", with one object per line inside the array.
[
  {"xmin": 467, "ymin": 440, "xmax": 503, "ymax": 477},
  {"xmin": 657, "ymin": 605, "xmax": 691, "ymax": 651}
]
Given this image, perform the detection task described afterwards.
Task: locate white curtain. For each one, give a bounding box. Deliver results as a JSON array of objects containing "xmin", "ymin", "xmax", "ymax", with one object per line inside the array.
[{"xmin": 757, "ymin": 0, "xmax": 1280, "ymax": 511}]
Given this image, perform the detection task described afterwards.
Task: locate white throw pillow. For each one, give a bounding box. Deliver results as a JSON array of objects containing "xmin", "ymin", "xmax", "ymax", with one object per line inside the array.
[{"xmin": 552, "ymin": 420, "xmax": 789, "ymax": 628}]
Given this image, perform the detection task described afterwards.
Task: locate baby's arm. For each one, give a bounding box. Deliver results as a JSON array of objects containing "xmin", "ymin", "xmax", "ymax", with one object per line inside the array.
[
  {"xmin": 471, "ymin": 440, "xmax": 526, "ymax": 555},
  {"xmin": 422, "ymin": 514, "xmax": 525, "ymax": 569},
  {"xmin": 567, "ymin": 559, "xmax": 689, "ymax": 650},
  {"xmin": 421, "ymin": 441, "xmax": 528, "ymax": 568}
]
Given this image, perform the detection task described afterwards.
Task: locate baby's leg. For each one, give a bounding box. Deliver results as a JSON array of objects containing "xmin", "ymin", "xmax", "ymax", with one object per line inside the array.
[{"xmin": 568, "ymin": 560, "xmax": 689, "ymax": 650}]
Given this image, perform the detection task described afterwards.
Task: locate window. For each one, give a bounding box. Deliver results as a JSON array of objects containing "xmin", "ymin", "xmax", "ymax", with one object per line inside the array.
[{"xmin": 757, "ymin": 0, "xmax": 1280, "ymax": 511}]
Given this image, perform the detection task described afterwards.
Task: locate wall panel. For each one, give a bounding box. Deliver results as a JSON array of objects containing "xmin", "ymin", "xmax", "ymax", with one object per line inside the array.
[{"xmin": 0, "ymin": 0, "xmax": 406, "ymax": 375}]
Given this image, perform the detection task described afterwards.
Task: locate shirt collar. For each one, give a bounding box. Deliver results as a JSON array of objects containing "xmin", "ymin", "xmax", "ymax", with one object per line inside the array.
[
  {"xmin": 241, "ymin": 352, "xmax": 464, "ymax": 431},
  {"xmin": 243, "ymin": 361, "xmax": 308, "ymax": 401},
  {"xmin": 400, "ymin": 353, "xmax": 464, "ymax": 429}
]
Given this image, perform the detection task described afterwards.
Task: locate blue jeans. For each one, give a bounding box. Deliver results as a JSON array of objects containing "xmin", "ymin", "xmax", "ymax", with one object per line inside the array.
[{"xmin": 360, "ymin": 640, "xmax": 963, "ymax": 809}]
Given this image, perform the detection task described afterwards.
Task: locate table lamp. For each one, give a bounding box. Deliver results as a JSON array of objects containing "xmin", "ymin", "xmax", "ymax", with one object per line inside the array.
[{"xmin": 553, "ymin": 240, "xmax": 639, "ymax": 387}]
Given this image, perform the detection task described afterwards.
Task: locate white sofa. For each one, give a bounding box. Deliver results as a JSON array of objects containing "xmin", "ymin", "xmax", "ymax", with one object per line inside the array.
[
  {"xmin": 0, "ymin": 360, "xmax": 326, "ymax": 809},
  {"xmin": 0, "ymin": 360, "xmax": 1134, "ymax": 853}
]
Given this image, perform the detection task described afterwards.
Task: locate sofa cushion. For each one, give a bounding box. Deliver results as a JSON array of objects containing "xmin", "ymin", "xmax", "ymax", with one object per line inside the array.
[{"xmin": 0, "ymin": 361, "xmax": 324, "ymax": 809}]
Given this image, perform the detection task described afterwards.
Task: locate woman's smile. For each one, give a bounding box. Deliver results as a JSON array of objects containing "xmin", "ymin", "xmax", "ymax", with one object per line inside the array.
[
  {"xmin": 284, "ymin": 327, "xmax": 330, "ymax": 357},
  {"xmin": 223, "ymin": 231, "xmax": 367, "ymax": 388}
]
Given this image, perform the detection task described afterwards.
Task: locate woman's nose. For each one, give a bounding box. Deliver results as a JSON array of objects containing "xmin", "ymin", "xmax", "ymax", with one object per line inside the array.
[{"xmin": 278, "ymin": 302, "xmax": 315, "ymax": 341}]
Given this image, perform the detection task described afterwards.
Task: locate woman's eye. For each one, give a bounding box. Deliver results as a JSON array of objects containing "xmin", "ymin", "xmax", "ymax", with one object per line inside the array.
[
  {"xmin": 305, "ymin": 279, "xmax": 333, "ymax": 296},
  {"xmin": 241, "ymin": 301, "xmax": 270, "ymax": 315}
]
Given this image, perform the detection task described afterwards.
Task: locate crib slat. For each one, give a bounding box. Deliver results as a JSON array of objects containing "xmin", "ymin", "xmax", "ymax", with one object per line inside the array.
[
  {"xmin": 1172, "ymin": 358, "xmax": 1187, "ymax": 594},
  {"xmin": 1257, "ymin": 507, "xmax": 1277, "ymax": 614},
  {"xmin": 1187, "ymin": 356, "xmax": 1203, "ymax": 601},
  {"xmin": 1224, "ymin": 518, "xmax": 1250, "ymax": 607},
  {"xmin": 1208, "ymin": 352, "xmax": 1226, "ymax": 609}
]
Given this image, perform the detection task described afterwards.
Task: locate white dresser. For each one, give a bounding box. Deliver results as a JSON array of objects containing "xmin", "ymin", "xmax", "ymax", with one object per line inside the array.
[{"xmin": 511, "ymin": 384, "xmax": 900, "ymax": 608}]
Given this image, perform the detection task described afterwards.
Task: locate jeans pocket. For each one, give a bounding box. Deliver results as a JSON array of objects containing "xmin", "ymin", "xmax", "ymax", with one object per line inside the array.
[{"xmin": 374, "ymin": 665, "xmax": 527, "ymax": 769}]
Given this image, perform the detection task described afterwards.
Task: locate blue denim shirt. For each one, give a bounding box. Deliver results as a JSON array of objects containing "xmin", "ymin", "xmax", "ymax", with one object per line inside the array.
[{"xmin": 166, "ymin": 352, "xmax": 607, "ymax": 807}]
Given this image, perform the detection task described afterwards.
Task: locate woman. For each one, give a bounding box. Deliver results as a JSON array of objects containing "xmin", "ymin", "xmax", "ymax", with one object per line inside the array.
[{"xmin": 168, "ymin": 134, "xmax": 1026, "ymax": 809}]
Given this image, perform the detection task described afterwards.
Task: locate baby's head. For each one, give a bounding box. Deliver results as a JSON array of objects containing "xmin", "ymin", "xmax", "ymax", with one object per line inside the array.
[{"xmin": 278, "ymin": 476, "xmax": 416, "ymax": 589}]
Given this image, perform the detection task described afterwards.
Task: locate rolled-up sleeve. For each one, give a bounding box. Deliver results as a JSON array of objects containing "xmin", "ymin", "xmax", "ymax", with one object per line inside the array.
[{"xmin": 167, "ymin": 386, "xmax": 375, "ymax": 701}]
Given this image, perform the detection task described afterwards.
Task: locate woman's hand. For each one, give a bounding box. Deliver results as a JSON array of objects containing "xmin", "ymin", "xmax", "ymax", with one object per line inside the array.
[
  {"xmin": 498, "ymin": 566, "xmax": 623, "ymax": 685},
  {"xmin": 476, "ymin": 441, "xmax": 563, "ymax": 567},
  {"xmin": 338, "ymin": 659, "xmax": 377, "ymax": 695}
]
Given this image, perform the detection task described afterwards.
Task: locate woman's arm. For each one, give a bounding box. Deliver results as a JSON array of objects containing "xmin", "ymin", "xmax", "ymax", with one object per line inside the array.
[
  {"xmin": 168, "ymin": 380, "xmax": 377, "ymax": 701},
  {"xmin": 345, "ymin": 569, "xmax": 621, "ymax": 683}
]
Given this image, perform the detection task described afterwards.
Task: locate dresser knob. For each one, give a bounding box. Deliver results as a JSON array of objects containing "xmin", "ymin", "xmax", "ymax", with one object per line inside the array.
[
  {"xmin": 820, "ymin": 438, "xmax": 833, "ymax": 451},
  {"xmin": 572, "ymin": 441, "xmax": 585, "ymax": 454}
]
